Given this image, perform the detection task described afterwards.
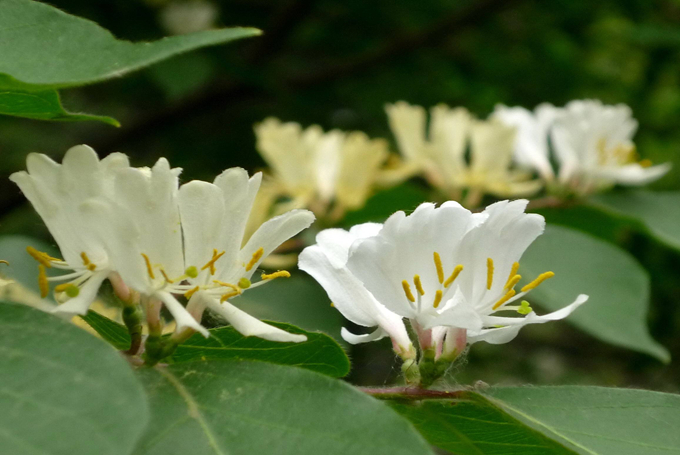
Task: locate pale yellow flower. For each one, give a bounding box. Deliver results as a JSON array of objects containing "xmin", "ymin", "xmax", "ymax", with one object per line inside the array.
[{"xmin": 254, "ymin": 118, "xmax": 389, "ymax": 220}]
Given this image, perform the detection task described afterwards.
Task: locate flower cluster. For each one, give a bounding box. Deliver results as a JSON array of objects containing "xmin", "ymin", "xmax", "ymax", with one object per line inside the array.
[
  {"xmin": 11, "ymin": 146, "xmax": 315, "ymax": 354},
  {"xmin": 300, "ymin": 200, "xmax": 587, "ymax": 386}
]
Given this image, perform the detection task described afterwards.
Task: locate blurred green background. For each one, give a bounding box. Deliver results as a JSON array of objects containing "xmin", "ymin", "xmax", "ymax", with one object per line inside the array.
[{"xmin": 2, "ymin": 0, "xmax": 680, "ymax": 391}]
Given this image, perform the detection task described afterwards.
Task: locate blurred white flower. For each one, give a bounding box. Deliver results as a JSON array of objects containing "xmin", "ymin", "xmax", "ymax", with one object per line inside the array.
[
  {"xmin": 492, "ymin": 103, "xmax": 560, "ymax": 180},
  {"xmin": 551, "ymin": 100, "xmax": 671, "ymax": 193},
  {"xmin": 385, "ymin": 102, "xmax": 542, "ymax": 203},
  {"xmin": 10, "ymin": 146, "xmax": 128, "ymax": 315},
  {"xmin": 160, "ymin": 1, "xmax": 218, "ymax": 35},
  {"xmin": 254, "ymin": 117, "xmax": 388, "ymax": 219},
  {"xmin": 301, "ymin": 199, "xmax": 587, "ymax": 361}
]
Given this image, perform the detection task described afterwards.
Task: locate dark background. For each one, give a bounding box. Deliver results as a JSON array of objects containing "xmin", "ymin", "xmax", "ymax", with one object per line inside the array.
[{"xmin": 2, "ymin": 0, "xmax": 680, "ymax": 390}]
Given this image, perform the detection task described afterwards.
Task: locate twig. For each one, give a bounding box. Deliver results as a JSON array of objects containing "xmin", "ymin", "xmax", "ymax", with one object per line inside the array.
[{"xmin": 359, "ymin": 386, "xmax": 466, "ymax": 400}]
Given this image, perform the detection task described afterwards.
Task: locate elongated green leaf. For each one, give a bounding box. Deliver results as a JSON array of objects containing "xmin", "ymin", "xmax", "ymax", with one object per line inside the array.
[
  {"xmin": 133, "ymin": 361, "xmax": 433, "ymax": 455},
  {"xmin": 391, "ymin": 392, "xmax": 576, "ymax": 455},
  {"xmin": 590, "ymin": 190, "xmax": 680, "ymax": 252},
  {"xmin": 520, "ymin": 224, "xmax": 668, "ymax": 362},
  {"xmin": 0, "ymin": 0, "xmax": 260, "ymax": 124},
  {"xmin": 80, "ymin": 310, "xmax": 131, "ymax": 351},
  {"xmin": 172, "ymin": 322, "xmax": 350, "ymax": 377},
  {"xmin": 486, "ymin": 386, "xmax": 680, "ymax": 455},
  {"xmin": 0, "ymin": 302, "xmax": 149, "ymax": 455}
]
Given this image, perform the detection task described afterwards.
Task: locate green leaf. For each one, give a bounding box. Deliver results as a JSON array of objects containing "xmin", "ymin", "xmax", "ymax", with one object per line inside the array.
[
  {"xmin": 390, "ymin": 392, "xmax": 576, "ymax": 454},
  {"xmin": 80, "ymin": 310, "xmax": 131, "ymax": 351},
  {"xmin": 392, "ymin": 386, "xmax": 680, "ymax": 455},
  {"xmin": 0, "ymin": 0, "xmax": 260, "ymax": 124},
  {"xmin": 486, "ymin": 386, "xmax": 680, "ymax": 455},
  {"xmin": 590, "ymin": 190, "xmax": 680, "ymax": 252},
  {"xmin": 171, "ymin": 322, "xmax": 350, "ymax": 377},
  {"xmin": 520, "ymin": 224, "xmax": 669, "ymax": 362},
  {"xmin": 133, "ymin": 360, "xmax": 433, "ymax": 455},
  {"xmin": 0, "ymin": 302, "xmax": 149, "ymax": 455}
]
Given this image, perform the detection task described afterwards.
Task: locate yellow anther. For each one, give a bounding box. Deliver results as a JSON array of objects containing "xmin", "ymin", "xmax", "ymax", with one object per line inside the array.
[
  {"xmin": 506, "ymin": 262, "xmax": 520, "ymax": 286},
  {"xmin": 141, "ymin": 253, "xmax": 155, "ymax": 279},
  {"xmin": 26, "ymin": 246, "xmax": 55, "ymax": 268},
  {"xmin": 330, "ymin": 302, "xmax": 335, "ymax": 308},
  {"xmin": 80, "ymin": 252, "xmax": 96, "ymax": 271},
  {"xmin": 433, "ymin": 252, "xmax": 444, "ymax": 284},
  {"xmin": 55, "ymin": 283, "xmax": 79, "ymax": 298},
  {"xmin": 160, "ymin": 268, "xmax": 174, "ymax": 284},
  {"xmin": 201, "ymin": 249, "xmax": 226, "ymax": 275},
  {"xmin": 245, "ymin": 247, "xmax": 264, "ymax": 272},
  {"xmin": 520, "ymin": 271, "xmax": 555, "ymax": 293},
  {"xmin": 185, "ymin": 266, "xmax": 199, "ymax": 278},
  {"xmin": 213, "ymin": 280, "xmax": 241, "ymax": 293},
  {"xmin": 413, "ymin": 275, "xmax": 425, "ymax": 296},
  {"xmin": 433, "ymin": 289, "xmax": 443, "ymax": 309},
  {"xmin": 238, "ymin": 277, "xmax": 251, "ymax": 289},
  {"xmin": 261, "ymin": 270, "xmax": 291, "ymax": 281},
  {"xmin": 505, "ymin": 274, "xmax": 521, "ymax": 291},
  {"xmin": 443, "ymin": 265, "xmax": 464, "ymax": 288},
  {"xmin": 38, "ymin": 265, "xmax": 49, "ymax": 298},
  {"xmin": 639, "ymin": 159, "xmax": 652, "ymax": 168},
  {"xmin": 0, "ymin": 260, "xmax": 8, "ymax": 265},
  {"xmin": 184, "ymin": 286, "xmax": 200, "ymax": 299},
  {"xmin": 401, "ymin": 280, "xmax": 416, "ymax": 303},
  {"xmin": 486, "ymin": 258, "xmax": 494, "ymax": 290},
  {"xmin": 492, "ymin": 289, "xmax": 516, "ymax": 310},
  {"xmin": 220, "ymin": 290, "xmax": 240, "ymax": 302}
]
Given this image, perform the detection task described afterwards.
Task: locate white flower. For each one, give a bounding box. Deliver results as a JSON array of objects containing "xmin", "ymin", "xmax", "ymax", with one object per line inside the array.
[
  {"xmin": 492, "ymin": 103, "xmax": 560, "ymax": 180},
  {"xmin": 551, "ymin": 100, "xmax": 671, "ymax": 193},
  {"xmin": 254, "ymin": 117, "xmax": 388, "ymax": 217},
  {"xmin": 301, "ymin": 199, "xmax": 587, "ymax": 360},
  {"xmin": 175, "ymin": 168, "xmax": 315, "ymax": 342},
  {"xmin": 385, "ymin": 102, "xmax": 542, "ymax": 201},
  {"xmin": 10, "ymin": 145, "xmax": 129, "ymax": 315},
  {"xmin": 298, "ymin": 224, "xmax": 414, "ymax": 358}
]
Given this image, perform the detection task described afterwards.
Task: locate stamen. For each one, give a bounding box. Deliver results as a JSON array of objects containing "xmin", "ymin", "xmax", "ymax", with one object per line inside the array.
[
  {"xmin": 505, "ymin": 262, "xmax": 520, "ymax": 286},
  {"xmin": 330, "ymin": 302, "xmax": 335, "ymax": 308},
  {"xmin": 518, "ymin": 300, "xmax": 533, "ymax": 315},
  {"xmin": 505, "ymin": 274, "xmax": 521, "ymax": 290},
  {"xmin": 184, "ymin": 286, "xmax": 200, "ymax": 299},
  {"xmin": 160, "ymin": 268, "xmax": 174, "ymax": 284},
  {"xmin": 520, "ymin": 271, "xmax": 555, "ymax": 292},
  {"xmin": 238, "ymin": 277, "xmax": 251, "ymax": 289},
  {"xmin": 80, "ymin": 252, "xmax": 96, "ymax": 271},
  {"xmin": 38, "ymin": 265, "xmax": 49, "ymax": 298},
  {"xmin": 213, "ymin": 280, "xmax": 241, "ymax": 293},
  {"xmin": 141, "ymin": 253, "xmax": 155, "ymax": 279},
  {"xmin": 444, "ymin": 265, "xmax": 463, "ymax": 288},
  {"xmin": 486, "ymin": 258, "xmax": 494, "ymax": 290},
  {"xmin": 433, "ymin": 252, "xmax": 444, "ymax": 284},
  {"xmin": 26, "ymin": 246, "xmax": 55, "ymax": 268},
  {"xmin": 413, "ymin": 275, "xmax": 425, "ymax": 296},
  {"xmin": 401, "ymin": 280, "xmax": 416, "ymax": 303},
  {"xmin": 201, "ymin": 249, "xmax": 226, "ymax": 275},
  {"xmin": 185, "ymin": 266, "xmax": 199, "ymax": 278},
  {"xmin": 639, "ymin": 159, "xmax": 652, "ymax": 168},
  {"xmin": 55, "ymin": 283, "xmax": 80, "ymax": 298},
  {"xmin": 245, "ymin": 247, "xmax": 264, "ymax": 272},
  {"xmin": 492, "ymin": 289, "xmax": 516, "ymax": 310},
  {"xmin": 261, "ymin": 270, "xmax": 291, "ymax": 281},
  {"xmin": 0, "ymin": 260, "xmax": 8, "ymax": 265},
  {"xmin": 433, "ymin": 289, "xmax": 443, "ymax": 309},
  {"xmin": 220, "ymin": 290, "xmax": 240, "ymax": 302}
]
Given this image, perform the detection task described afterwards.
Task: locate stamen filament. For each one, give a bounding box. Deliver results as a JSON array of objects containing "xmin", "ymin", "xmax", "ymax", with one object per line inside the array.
[
  {"xmin": 444, "ymin": 265, "xmax": 464, "ymax": 288},
  {"xmin": 486, "ymin": 258, "xmax": 494, "ymax": 290},
  {"xmin": 141, "ymin": 253, "xmax": 155, "ymax": 279},
  {"xmin": 213, "ymin": 280, "xmax": 241, "ymax": 293},
  {"xmin": 433, "ymin": 252, "xmax": 444, "ymax": 284},
  {"xmin": 492, "ymin": 289, "xmax": 516, "ymax": 310},
  {"xmin": 160, "ymin": 268, "xmax": 174, "ymax": 284},
  {"xmin": 402, "ymin": 280, "xmax": 416, "ymax": 303},
  {"xmin": 505, "ymin": 274, "xmax": 521, "ymax": 290},
  {"xmin": 201, "ymin": 249, "xmax": 226, "ymax": 275},
  {"xmin": 38, "ymin": 265, "xmax": 49, "ymax": 298},
  {"xmin": 433, "ymin": 289, "xmax": 443, "ymax": 308},
  {"xmin": 184, "ymin": 286, "xmax": 200, "ymax": 299},
  {"xmin": 261, "ymin": 270, "xmax": 291, "ymax": 280},
  {"xmin": 413, "ymin": 275, "xmax": 425, "ymax": 296},
  {"xmin": 520, "ymin": 271, "xmax": 555, "ymax": 292},
  {"xmin": 245, "ymin": 247, "xmax": 264, "ymax": 272}
]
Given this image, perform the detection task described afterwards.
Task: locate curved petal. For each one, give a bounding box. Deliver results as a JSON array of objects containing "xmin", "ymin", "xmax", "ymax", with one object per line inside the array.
[
  {"xmin": 156, "ymin": 291, "xmax": 209, "ymax": 337},
  {"xmin": 341, "ymin": 327, "xmax": 387, "ymax": 345},
  {"xmin": 202, "ymin": 295, "xmax": 306, "ymax": 343},
  {"xmin": 592, "ymin": 163, "xmax": 671, "ymax": 186},
  {"xmin": 482, "ymin": 294, "xmax": 588, "ymax": 328},
  {"xmin": 52, "ymin": 271, "xmax": 108, "ymax": 316}
]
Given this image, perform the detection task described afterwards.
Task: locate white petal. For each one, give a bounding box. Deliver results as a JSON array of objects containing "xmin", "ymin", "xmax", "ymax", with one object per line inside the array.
[
  {"xmin": 52, "ymin": 271, "xmax": 109, "ymax": 316},
  {"xmin": 341, "ymin": 327, "xmax": 387, "ymax": 345},
  {"xmin": 426, "ymin": 289, "xmax": 484, "ymax": 331},
  {"xmin": 203, "ymin": 295, "xmax": 306, "ymax": 343},
  {"xmin": 156, "ymin": 291, "xmax": 209, "ymax": 337},
  {"xmin": 592, "ymin": 163, "xmax": 671, "ymax": 186},
  {"xmin": 483, "ymin": 294, "xmax": 588, "ymax": 327}
]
